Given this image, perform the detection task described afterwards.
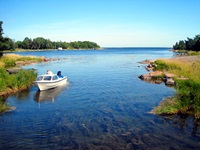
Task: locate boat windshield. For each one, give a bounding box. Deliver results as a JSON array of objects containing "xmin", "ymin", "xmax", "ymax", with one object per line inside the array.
[
  {"xmin": 43, "ymin": 76, "xmax": 52, "ymax": 81},
  {"xmin": 53, "ymin": 75, "xmax": 58, "ymax": 80},
  {"xmin": 36, "ymin": 76, "xmax": 43, "ymax": 81}
]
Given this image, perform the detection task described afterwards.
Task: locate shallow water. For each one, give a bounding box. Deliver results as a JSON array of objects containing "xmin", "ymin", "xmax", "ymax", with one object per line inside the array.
[{"xmin": 0, "ymin": 48, "xmax": 199, "ymax": 149}]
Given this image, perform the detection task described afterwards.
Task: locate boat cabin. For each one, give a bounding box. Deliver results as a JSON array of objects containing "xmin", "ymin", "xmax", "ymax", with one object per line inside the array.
[{"xmin": 36, "ymin": 74, "xmax": 59, "ymax": 81}]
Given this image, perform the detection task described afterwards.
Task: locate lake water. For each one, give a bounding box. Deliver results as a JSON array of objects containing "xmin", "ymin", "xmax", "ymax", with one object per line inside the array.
[{"xmin": 0, "ymin": 48, "xmax": 199, "ymax": 149}]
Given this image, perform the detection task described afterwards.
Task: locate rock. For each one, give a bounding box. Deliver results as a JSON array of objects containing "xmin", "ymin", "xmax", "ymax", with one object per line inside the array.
[
  {"xmin": 138, "ymin": 59, "xmax": 155, "ymax": 64},
  {"xmin": 145, "ymin": 66, "xmax": 153, "ymax": 71},
  {"xmin": 6, "ymin": 68, "xmax": 22, "ymax": 74},
  {"xmin": 165, "ymin": 78, "xmax": 175, "ymax": 85},
  {"xmin": 42, "ymin": 56, "xmax": 50, "ymax": 62},
  {"xmin": 145, "ymin": 64, "xmax": 154, "ymax": 71},
  {"xmin": 139, "ymin": 73, "xmax": 151, "ymax": 80},
  {"xmin": 163, "ymin": 73, "xmax": 176, "ymax": 86},
  {"xmin": 15, "ymin": 61, "xmax": 25, "ymax": 66},
  {"xmin": 149, "ymin": 71, "xmax": 163, "ymax": 77}
]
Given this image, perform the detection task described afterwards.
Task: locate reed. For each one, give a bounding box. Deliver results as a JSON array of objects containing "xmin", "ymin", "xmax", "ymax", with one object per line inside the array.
[
  {"xmin": 0, "ymin": 68, "xmax": 37, "ymax": 94},
  {"xmin": 153, "ymin": 58, "xmax": 200, "ymax": 118}
]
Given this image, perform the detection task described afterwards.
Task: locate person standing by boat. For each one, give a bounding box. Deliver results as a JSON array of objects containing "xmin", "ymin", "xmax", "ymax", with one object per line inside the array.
[{"xmin": 47, "ymin": 70, "xmax": 53, "ymax": 75}]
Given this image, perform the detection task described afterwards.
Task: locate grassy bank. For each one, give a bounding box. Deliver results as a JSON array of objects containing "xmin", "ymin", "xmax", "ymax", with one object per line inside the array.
[
  {"xmin": 151, "ymin": 56, "xmax": 200, "ymax": 118},
  {"xmin": 0, "ymin": 54, "xmax": 42, "ymax": 68},
  {"xmin": 0, "ymin": 54, "xmax": 41, "ymax": 113},
  {"xmin": 0, "ymin": 68, "xmax": 37, "ymax": 96}
]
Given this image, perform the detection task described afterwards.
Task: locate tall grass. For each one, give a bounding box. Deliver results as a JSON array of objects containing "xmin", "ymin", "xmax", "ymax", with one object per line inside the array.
[
  {"xmin": 0, "ymin": 68, "xmax": 37, "ymax": 94},
  {"xmin": 154, "ymin": 59, "xmax": 200, "ymax": 118},
  {"xmin": 187, "ymin": 51, "xmax": 200, "ymax": 56}
]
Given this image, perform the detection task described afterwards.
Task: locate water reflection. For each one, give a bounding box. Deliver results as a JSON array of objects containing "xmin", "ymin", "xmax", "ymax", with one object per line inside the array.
[
  {"xmin": 34, "ymin": 82, "xmax": 68, "ymax": 103},
  {"xmin": 13, "ymin": 88, "xmax": 31, "ymax": 101},
  {"xmin": 164, "ymin": 114, "xmax": 199, "ymax": 136}
]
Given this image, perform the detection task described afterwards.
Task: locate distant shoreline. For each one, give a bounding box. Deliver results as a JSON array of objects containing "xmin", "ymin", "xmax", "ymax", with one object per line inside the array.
[
  {"xmin": 3, "ymin": 47, "xmax": 173, "ymax": 53},
  {"xmin": 3, "ymin": 48, "xmax": 104, "ymax": 52}
]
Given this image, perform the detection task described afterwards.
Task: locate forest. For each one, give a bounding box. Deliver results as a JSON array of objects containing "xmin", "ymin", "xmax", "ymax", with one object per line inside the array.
[
  {"xmin": 0, "ymin": 21, "xmax": 100, "ymax": 51},
  {"xmin": 15, "ymin": 38, "xmax": 100, "ymax": 50},
  {"xmin": 173, "ymin": 34, "xmax": 200, "ymax": 51}
]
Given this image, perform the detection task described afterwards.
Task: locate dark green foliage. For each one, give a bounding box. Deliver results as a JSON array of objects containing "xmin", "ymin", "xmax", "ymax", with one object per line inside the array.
[
  {"xmin": 173, "ymin": 34, "xmax": 200, "ymax": 51},
  {"xmin": 15, "ymin": 38, "xmax": 100, "ymax": 50},
  {"xmin": 0, "ymin": 21, "xmax": 15, "ymax": 51}
]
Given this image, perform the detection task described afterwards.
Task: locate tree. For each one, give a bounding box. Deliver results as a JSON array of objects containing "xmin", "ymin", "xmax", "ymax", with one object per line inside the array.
[
  {"xmin": 0, "ymin": 21, "xmax": 3, "ymax": 41},
  {"xmin": 22, "ymin": 37, "xmax": 32, "ymax": 49},
  {"xmin": 0, "ymin": 21, "xmax": 4, "ymax": 54},
  {"xmin": 173, "ymin": 34, "xmax": 200, "ymax": 51},
  {"xmin": 16, "ymin": 41, "xmax": 23, "ymax": 49}
]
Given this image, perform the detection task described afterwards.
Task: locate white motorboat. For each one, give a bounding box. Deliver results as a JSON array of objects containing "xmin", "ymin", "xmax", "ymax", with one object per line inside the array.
[
  {"xmin": 34, "ymin": 71, "xmax": 67, "ymax": 91},
  {"xmin": 34, "ymin": 83, "xmax": 67, "ymax": 102}
]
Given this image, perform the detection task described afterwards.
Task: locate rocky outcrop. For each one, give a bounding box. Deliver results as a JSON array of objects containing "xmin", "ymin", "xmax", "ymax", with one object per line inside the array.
[
  {"xmin": 139, "ymin": 71, "xmax": 163, "ymax": 84},
  {"xmin": 138, "ymin": 60, "xmax": 177, "ymax": 86}
]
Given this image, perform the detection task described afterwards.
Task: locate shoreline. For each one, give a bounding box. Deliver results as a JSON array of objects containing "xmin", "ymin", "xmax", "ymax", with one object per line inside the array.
[
  {"xmin": 139, "ymin": 55, "xmax": 200, "ymax": 119},
  {"xmin": 3, "ymin": 48, "xmax": 104, "ymax": 52}
]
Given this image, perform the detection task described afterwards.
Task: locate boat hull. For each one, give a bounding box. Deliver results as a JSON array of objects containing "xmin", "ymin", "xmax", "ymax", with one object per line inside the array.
[{"xmin": 34, "ymin": 77, "xmax": 67, "ymax": 91}]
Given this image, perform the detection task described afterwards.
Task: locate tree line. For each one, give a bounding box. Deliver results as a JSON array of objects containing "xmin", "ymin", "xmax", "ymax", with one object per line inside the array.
[
  {"xmin": 16, "ymin": 37, "xmax": 100, "ymax": 50},
  {"xmin": 0, "ymin": 21, "xmax": 100, "ymax": 52},
  {"xmin": 173, "ymin": 34, "xmax": 200, "ymax": 51}
]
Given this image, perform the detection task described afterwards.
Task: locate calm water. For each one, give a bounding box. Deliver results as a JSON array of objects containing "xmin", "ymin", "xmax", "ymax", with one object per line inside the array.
[{"xmin": 0, "ymin": 48, "xmax": 199, "ymax": 149}]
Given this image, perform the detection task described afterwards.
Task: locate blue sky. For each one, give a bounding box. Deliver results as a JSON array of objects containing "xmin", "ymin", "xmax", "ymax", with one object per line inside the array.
[{"xmin": 0, "ymin": 0, "xmax": 199, "ymax": 47}]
